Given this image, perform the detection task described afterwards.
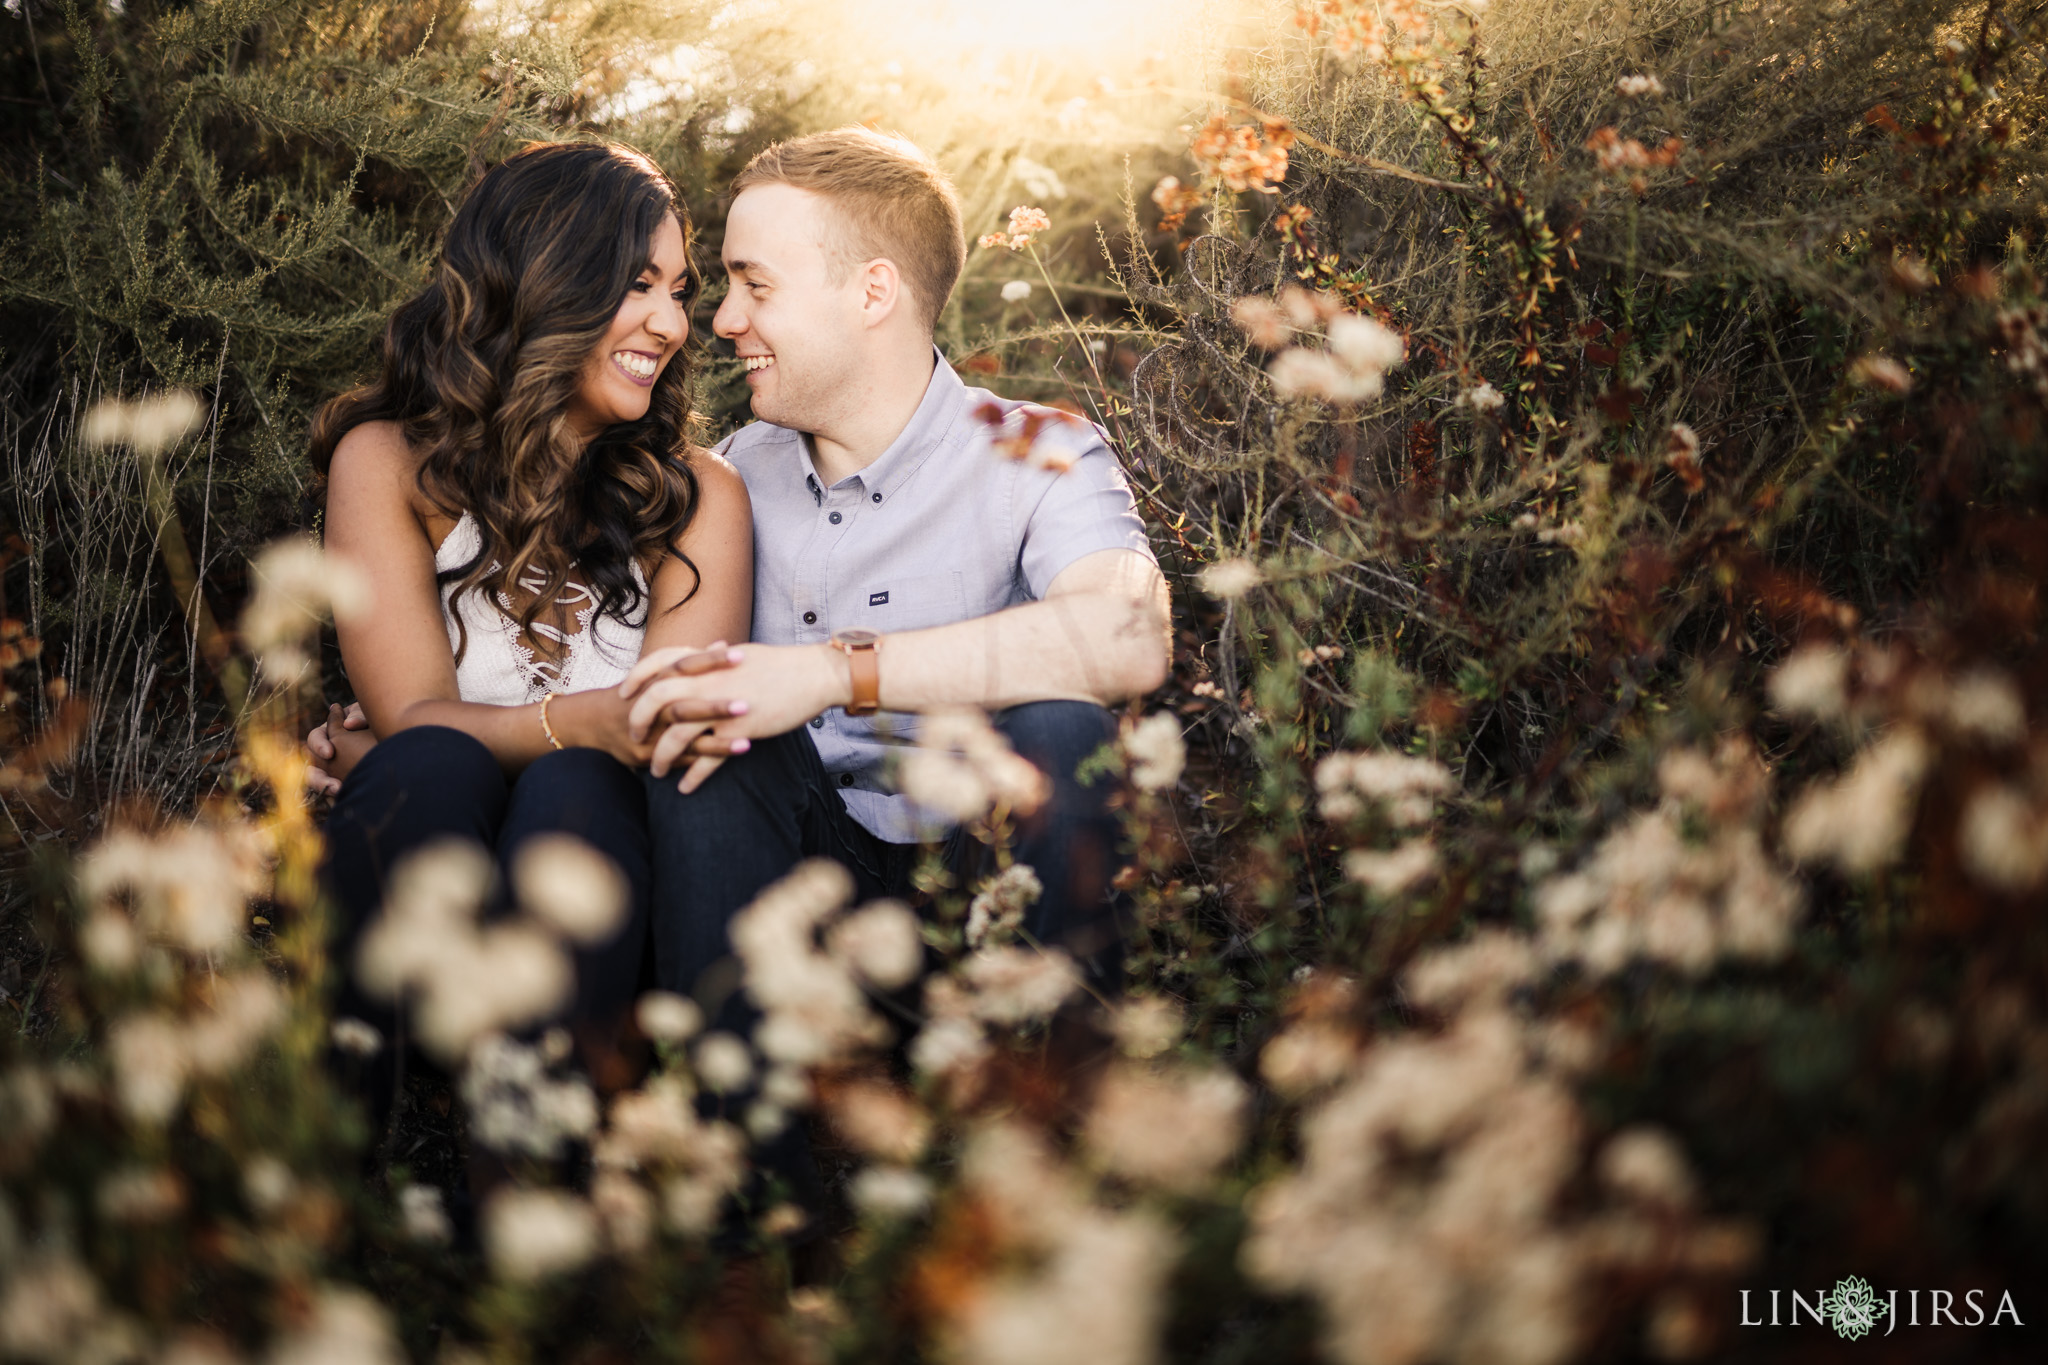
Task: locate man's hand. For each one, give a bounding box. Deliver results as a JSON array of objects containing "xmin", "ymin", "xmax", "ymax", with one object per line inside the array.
[
  {"xmin": 558, "ymin": 644, "xmax": 753, "ymax": 768},
  {"xmin": 621, "ymin": 642, "xmax": 849, "ymax": 789},
  {"xmin": 307, "ymin": 702, "xmax": 376, "ymax": 797}
]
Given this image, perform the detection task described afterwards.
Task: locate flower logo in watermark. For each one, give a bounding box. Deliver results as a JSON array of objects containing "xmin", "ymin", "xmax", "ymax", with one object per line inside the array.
[{"xmin": 1821, "ymin": 1275, "xmax": 1883, "ymax": 1341}]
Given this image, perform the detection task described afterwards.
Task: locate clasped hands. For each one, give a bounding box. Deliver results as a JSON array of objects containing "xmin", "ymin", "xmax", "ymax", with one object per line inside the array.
[{"xmin": 306, "ymin": 640, "xmax": 846, "ymax": 796}]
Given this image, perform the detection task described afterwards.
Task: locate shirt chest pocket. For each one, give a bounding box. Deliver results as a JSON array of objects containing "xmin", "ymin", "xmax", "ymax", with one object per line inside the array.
[{"xmin": 851, "ymin": 571, "xmax": 965, "ymax": 634}]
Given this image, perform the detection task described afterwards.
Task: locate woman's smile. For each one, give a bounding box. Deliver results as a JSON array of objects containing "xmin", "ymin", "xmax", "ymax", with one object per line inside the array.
[{"xmin": 612, "ymin": 348, "xmax": 661, "ymax": 386}]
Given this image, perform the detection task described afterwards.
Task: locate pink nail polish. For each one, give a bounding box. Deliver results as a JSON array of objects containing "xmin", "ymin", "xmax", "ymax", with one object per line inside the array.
[
  {"xmin": 731, "ymin": 702, "xmax": 749, "ymax": 715},
  {"xmin": 733, "ymin": 738, "xmax": 751, "ymax": 753}
]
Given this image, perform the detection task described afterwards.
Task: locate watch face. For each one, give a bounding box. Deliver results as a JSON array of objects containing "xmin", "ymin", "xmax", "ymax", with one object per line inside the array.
[{"xmin": 834, "ymin": 629, "xmax": 882, "ymax": 647}]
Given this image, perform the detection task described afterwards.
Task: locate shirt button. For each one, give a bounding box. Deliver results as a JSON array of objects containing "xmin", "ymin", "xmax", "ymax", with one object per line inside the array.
[
  {"xmin": 829, "ymin": 511, "xmax": 843, "ymax": 525},
  {"xmin": 802, "ymin": 610, "xmax": 817, "ymax": 625},
  {"xmin": 839, "ymin": 772, "xmax": 855, "ymax": 787},
  {"xmin": 871, "ymin": 492, "xmax": 882, "ymax": 504},
  {"xmin": 810, "ymin": 717, "xmax": 824, "ymax": 729}
]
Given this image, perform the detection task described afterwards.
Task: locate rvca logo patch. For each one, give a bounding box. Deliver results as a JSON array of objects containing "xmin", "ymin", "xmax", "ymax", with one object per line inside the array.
[{"xmin": 869, "ymin": 591, "xmax": 890, "ymax": 607}]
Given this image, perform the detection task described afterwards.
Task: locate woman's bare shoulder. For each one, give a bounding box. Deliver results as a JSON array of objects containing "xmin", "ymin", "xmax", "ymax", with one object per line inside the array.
[
  {"xmin": 327, "ymin": 421, "xmax": 444, "ymax": 523},
  {"xmin": 688, "ymin": 446, "xmax": 751, "ymax": 514}
]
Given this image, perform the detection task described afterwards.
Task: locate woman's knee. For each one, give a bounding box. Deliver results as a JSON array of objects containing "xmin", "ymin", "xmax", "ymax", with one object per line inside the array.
[{"xmin": 340, "ymin": 724, "xmax": 503, "ymax": 805}]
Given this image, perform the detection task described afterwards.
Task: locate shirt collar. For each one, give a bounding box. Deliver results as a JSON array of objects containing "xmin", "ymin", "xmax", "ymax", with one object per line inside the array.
[{"xmin": 798, "ymin": 347, "xmax": 968, "ymax": 506}]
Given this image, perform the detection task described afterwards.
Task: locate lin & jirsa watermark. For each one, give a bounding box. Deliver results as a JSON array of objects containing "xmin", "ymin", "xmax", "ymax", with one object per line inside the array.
[{"xmin": 1741, "ymin": 1276, "xmax": 2024, "ymax": 1340}]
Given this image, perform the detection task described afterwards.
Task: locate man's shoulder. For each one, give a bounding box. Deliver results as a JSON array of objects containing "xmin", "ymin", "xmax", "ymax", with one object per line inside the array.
[
  {"xmin": 952, "ymin": 382, "xmax": 1114, "ymax": 473},
  {"xmin": 713, "ymin": 421, "xmax": 804, "ymax": 490}
]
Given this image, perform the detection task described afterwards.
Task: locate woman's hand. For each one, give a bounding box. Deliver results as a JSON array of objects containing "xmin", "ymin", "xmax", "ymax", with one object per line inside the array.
[
  {"xmin": 553, "ymin": 644, "xmax": 752, "ymax": 767},
  {"xmin": 306, "ymin": 702, "xmax": 377, "ymax": 796}
]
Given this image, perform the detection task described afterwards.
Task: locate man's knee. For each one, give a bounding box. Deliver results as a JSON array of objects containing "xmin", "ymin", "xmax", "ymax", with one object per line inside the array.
[
  {"xmin": 520, "ymin": 746, "xmax": 640, "ymax": 805},
  {"xmin": 993, "ymin": 702, "xmax": 1119, "ymax": 788},
  {"xmin": 642, "ymin": 727, "xmax": 819, "ymax": 834}
]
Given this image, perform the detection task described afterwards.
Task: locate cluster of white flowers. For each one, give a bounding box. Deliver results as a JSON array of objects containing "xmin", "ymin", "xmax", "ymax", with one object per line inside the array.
[
  {"xmin": 356, "ymin": 838, "xmax": 621, "ymax": 1062},
  {"xmin": 267, "ymin": 1287, "xmax": 406, "ymax": 1365},
  {"xmin": 591, "ymin": 1076, "xmax": 748, "ymax": 1239},
  {"xmin": 1316, "ymin": 749, "xmax": 1454, "ymax": 825},
  {"xmin": 1244, "ymin": 973, "xmax": 1754, "ymax": 1365},
  {"xmin": 107, "ymin": 970, "xmax": 287, "ymax": 1123},
  {"xmin": 1456, "ymin": 379, "xmax": 1506, "ymax": 413},
  {"xmin": 965, "ymin": 863, "xmax": 1042, "ymax": 949},
  {"xmin": 1269, "ymin": 313, "xmax": 1407, "ymax": 405},
  {"xmin": 911, "ymin": 945, "xmax": 1083, "ymax": 1077},
  {"xmin": 1536, "ymin": 740, "xmax": 1804, "ymax": 975},
  {"xmin": 1615, "ymin": 73, "xmax": 1666, "ymax": 97},
  {"xmin": 240, "ymin": 537, "xmax": 372, "ymax": 683},
  {"xmin": 77, "ymin": 822, "xmax": 269, "ymax": 963},
  {"xmin": 1197, "ymin": 556, "xmax": 1263, "ymax": 600},
  {"xmin": 898, "ymin": 708, "xmax": 1050, "ymax": 822},
  {"xmin": 459, "ymin": 1032, "xmax": 599, "ymax": 1159},
  {"xmin": 483, "ymin": 1187, "xmax": 600, "ymax": 1283},
  {"xmin": 731, "ymin": 860, "xmax": 898, "ymax": 1076},
  {"xmin": 1084, "ymin": 1062, "xmax": 1248, "ymax": 1192},
  {"xmin": 79, "ymin": 389, "xmax": 205, "ymax": 456},
  {"xmin": 1109, "ymin": 995, "xmax": 1184, "ymax": 1060},
  {"xmin": 949, "ymin": 1123, "xmax": 1178, "ymax": 1365},
  {"xmin": 1122, "ymin": 712, "xmax": 1186, "ymax": 793}
]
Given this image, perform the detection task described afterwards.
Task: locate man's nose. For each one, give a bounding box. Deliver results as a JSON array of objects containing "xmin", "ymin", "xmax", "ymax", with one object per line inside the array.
[{"xmin": 712, "ymin": 290, "xmax": 745, "ymax": 340}]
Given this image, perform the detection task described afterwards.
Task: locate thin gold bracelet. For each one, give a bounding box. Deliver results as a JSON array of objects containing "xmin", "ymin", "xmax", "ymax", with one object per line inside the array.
[{"xmin": 538, "ymin": 690, "xmax": 564, "ymax": 751}]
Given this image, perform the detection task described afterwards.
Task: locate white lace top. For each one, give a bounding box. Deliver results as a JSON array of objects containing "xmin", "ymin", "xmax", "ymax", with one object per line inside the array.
[{"xmin": 436, "ymin": 512, "xmax": 647, "ymax": 706}]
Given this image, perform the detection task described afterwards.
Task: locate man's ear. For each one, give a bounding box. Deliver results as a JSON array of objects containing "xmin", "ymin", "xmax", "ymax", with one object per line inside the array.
[{"xmin": 858, "ymin": 258, "xmax": 904, "ymax": 329}]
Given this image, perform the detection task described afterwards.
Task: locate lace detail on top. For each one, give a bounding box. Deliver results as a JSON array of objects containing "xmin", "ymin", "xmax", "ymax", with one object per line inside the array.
[{"xmin": 436, "ymin": 512, "xmax": 648, "ymax": 707}]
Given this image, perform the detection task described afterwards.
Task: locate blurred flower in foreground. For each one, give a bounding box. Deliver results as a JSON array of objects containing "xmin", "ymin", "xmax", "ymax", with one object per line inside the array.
[
  {"xmin": 1198, "ymin": 557, "xmax": 1263, "ymax": 599},
  {"xmin": 1000, "ymin": 279, "xmax": 1032, "ymax": 303},
  {"xmin": 268, "ymin": 1287, "xmax": 404, "ymax": 1365},
  {"xmin": 241, "ymin": 538, "xmax": 372, "ymax": 683},
  {"xmin": 1085, "ymin": 1063, "xmax": 1248, "ymax": 1191},
  {"xmin": 1231, "ymin": 295, "xmax": 1291, "ymax": 349},
  {"xmin": 80, "ymin": 389, "xmax": 204, "ymax": 456},
  {"xmin": 1151, "ymin": 175, "xmax": 1205, "ymax": 233},
  {"xmin": 965, "ymin": 864, "xmax": 1040, "ymax": 950},
  {"xmin": 460, "ymin": 1032, "xmax": 598, "ymax": 1158},
  {"xmin": 79, "ymin": 822, "xmax": 268, "ymax": 956},
  {"xmin": 730, "ymin": 859, "xmax": 891, "ymax": 1069},
  {"xmin": 1317, "ymin": 749, "xmax": 1454, "ymax": 825},
  {"xmin": 1189, "ymin": 111, "xmax": 1294, "ymax": 195},
  {"xmin": 1269, "ymin": 312, "xmax": 1405, "ymax": 403},
  {"xmin": 1782, "ymin": 728, "xmax": 1930, "ymax": 875},
  {"xmin": 1849, "ymin": 354, "xmax": 1914, "ymax": 393},
  {"xmin": 511, "ymin": 832, "xmax": 629, "ymax": 945},
  {"xmin": 1123, "ymin": 712, "xmax": 1186, "ymax": 792},
  {"xmin": 1616, "ymin": 74, "xmax": 1666, "ymax": 97},
  {"xmin": 900, "ymin": 707, "xmax": 1049, "ymax": 821},
  {"xmin": 484, "ymin": 1188, "xmax": 599, "ymax": 1282},
  {"xmin": 634, "ymin": 990, "xmax": 703, "ymax": 1044}
]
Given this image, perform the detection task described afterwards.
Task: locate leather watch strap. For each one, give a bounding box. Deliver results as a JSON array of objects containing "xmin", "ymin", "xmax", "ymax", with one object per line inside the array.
[{"xmin": 830, "ymin": 630, "xmax": 883, "ymax": 717}]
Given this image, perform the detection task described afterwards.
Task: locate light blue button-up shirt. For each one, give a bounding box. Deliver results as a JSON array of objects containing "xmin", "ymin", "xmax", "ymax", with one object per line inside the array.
[{"xmin": 715, "ymin": 352, "xmax": 1156, "ymax": 842}]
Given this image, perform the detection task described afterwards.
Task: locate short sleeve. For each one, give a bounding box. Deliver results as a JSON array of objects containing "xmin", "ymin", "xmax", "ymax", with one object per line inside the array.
[{"xmin": 1016, "ymin": 434, "xmax": 1157, "ymax": 599}]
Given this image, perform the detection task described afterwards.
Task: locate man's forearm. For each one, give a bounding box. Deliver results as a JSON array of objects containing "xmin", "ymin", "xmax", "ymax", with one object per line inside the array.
[{"xmin": 874, "ymin": 586, "xmax": 1169, "ymax": 713}]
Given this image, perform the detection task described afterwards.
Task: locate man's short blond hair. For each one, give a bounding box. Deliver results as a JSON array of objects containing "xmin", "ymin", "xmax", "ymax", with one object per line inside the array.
[{"xmin": 731, "ymin": 128, "xmax": 965, "ymax": 332}]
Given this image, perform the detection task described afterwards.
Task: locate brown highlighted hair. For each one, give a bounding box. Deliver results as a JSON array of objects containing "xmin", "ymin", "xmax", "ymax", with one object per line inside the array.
[
  {"xmin": 731, "ymin": 127, "xmax": 965, "ymax": 332},
  {"xmin": 309, "ymin": 141, "xmax": 703, "ymax": 657}
]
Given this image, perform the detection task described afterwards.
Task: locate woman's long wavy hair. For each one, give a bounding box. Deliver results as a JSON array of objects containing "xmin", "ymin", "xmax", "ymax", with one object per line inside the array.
[{"xmin": 310, "ymin": 141, "xmax": 703, "ymax": 661}]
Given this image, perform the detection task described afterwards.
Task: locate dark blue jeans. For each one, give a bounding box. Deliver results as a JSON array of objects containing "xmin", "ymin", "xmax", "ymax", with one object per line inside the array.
[
  {"xmin": 322, "ymin": 726, "xmax": 653, "ymax": 1114},
  {"xmin": 643, "ymin": 701, "xmax": 1127, "ymax": 1026}
]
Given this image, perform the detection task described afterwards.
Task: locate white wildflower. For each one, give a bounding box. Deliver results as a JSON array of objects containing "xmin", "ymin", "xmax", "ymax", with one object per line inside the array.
[
  {"xmin": 1344, "ymin": 838, "xmax": 1441, "ymax": 895},
  {"xmin": 1197, "ymin": 557, "xmax": 1263, "ymax": 599},
  {"xmin": 97, "ymin": 1166, "xmax": 184, "ymax": 1222},
  {"xmin": 242, "ymin": 538, "xmax": 372, "ymax": 681},
  {"xmin": 243, "ymin": 1156, "xmax": 295, "ymax": 1216},
  {"xmin": 634, "ymin": 991, "xmax": 703, "ymax": 1044},
  {"xmin": 511, "ymin": 833, "xmax": 629, "ymax": 945},
  {"xmin": 329, "ymin": 1017, "xmax": 383, "ymax": 1057},
  {"xmin": 1085, "ymin": 1064, "xmax": 1248, "ymax": 1191},
  {"xmin": 1958, "ymin": 783, "xmax": 2048, "ymax": 890},
  {"xmin": 827, "ymin": 899, "xmax": 925, "ymax": 988},
  {"xmin": 460, "ymin": 1033, "xmax": 599, "ymax": 1158},
  {"xmin": 850, "ymin": 1166, "xmax": 933, "ymax": 1219},
  {"xmin": 1767, "ymin": 644, "xmax": 1851, "ymax": 722},
  {"xmin": 1616, "ymin": 74, "xmax": 1665, "ymax": 97},
  {"xmin": 966, "ymin": 865, "xmax": 1043, "ymax": 950},
  {"xmin": 400, "ymin": 1185, "xmax": 453, "ymax": 1245},
  {"xmin": 1110, "ymin": 995, "xmax": 1183, "ymax": 1060},
  {"xmin": 267, "ymin": 1287, "xmax": 404, "ymax": 1365},
  {"xmin": 591, "ymin": 1169, "xmax": 654, "ymax": 1256},
  {"xmin": 1458, "ymin": 380, "xmax": 1505, "ymax": 413},
  {"xmin": 79, "ymin": 909, "xmax": 139, "ymax": 974},
  {"xmin": 693, "ymin": 1032, "xmax": 756, "ymax": 1093},
  {"xmin": 1327, "ymin": 313, "xmax": 1405, "ymax": 374},
  {"xmin": 1317, "ymin": 749, "xmax": 1455, "ymax": 824},
  {"xmin": 961, "ymin": 946, "xmax": 1082, "ymax": 1025},
  {"xmin": 1124, "ymin": 713, "xmax": 1186, "ymax": 792},
  {"xmin": 1405, "ymin": 930, "xmax": 1538, "ymax": 1012},
  {"xmin": 1849, "ymin": 354, "xmax": 1913, "ymax": 392},
  {"xmin": 899, "ymin": 709, "xmax": 1049, "ymax": 822},
  {"xmin": 483, "ymin": 1189, "xmax": 599, "ymax": 1282},
  {"xmin": 1944, "ymin": 668, "xmax": 2027, "ymax": 743},
  {"xmin": 77, "ymin": 823, "xmax": 267, "ymax": 956},
  {"xmin": 80, "ymin": 389, "xmax": 204, "ymax": 456},
  {"xmin": 1598, "ymin": 1128, "xmax": 1697, "ymax": 1209},
  {"xmin": 1782, "ymin": 728, "xmax": 1931, "ymax": 874},
  {"xmin": 108, "ymin": 1012, "xmax": 189, "ymax": 1123},
  {"xmin": 910, "ymin": 1015, "xmax": 990, "ymax": 1075},
  {"xmin": 1000, "ymin": 279, "xmax": 1033, "ymax": 303},
  {"xmin": 829, "ymin": 1081, "xmax": 931, "ymax": 1162}
]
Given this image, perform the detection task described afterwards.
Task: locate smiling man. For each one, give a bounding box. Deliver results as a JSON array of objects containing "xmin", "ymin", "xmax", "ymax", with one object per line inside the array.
[{"xmin": 625, "ymin": 127, "xmax": 1169, "ymax": 1008}]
